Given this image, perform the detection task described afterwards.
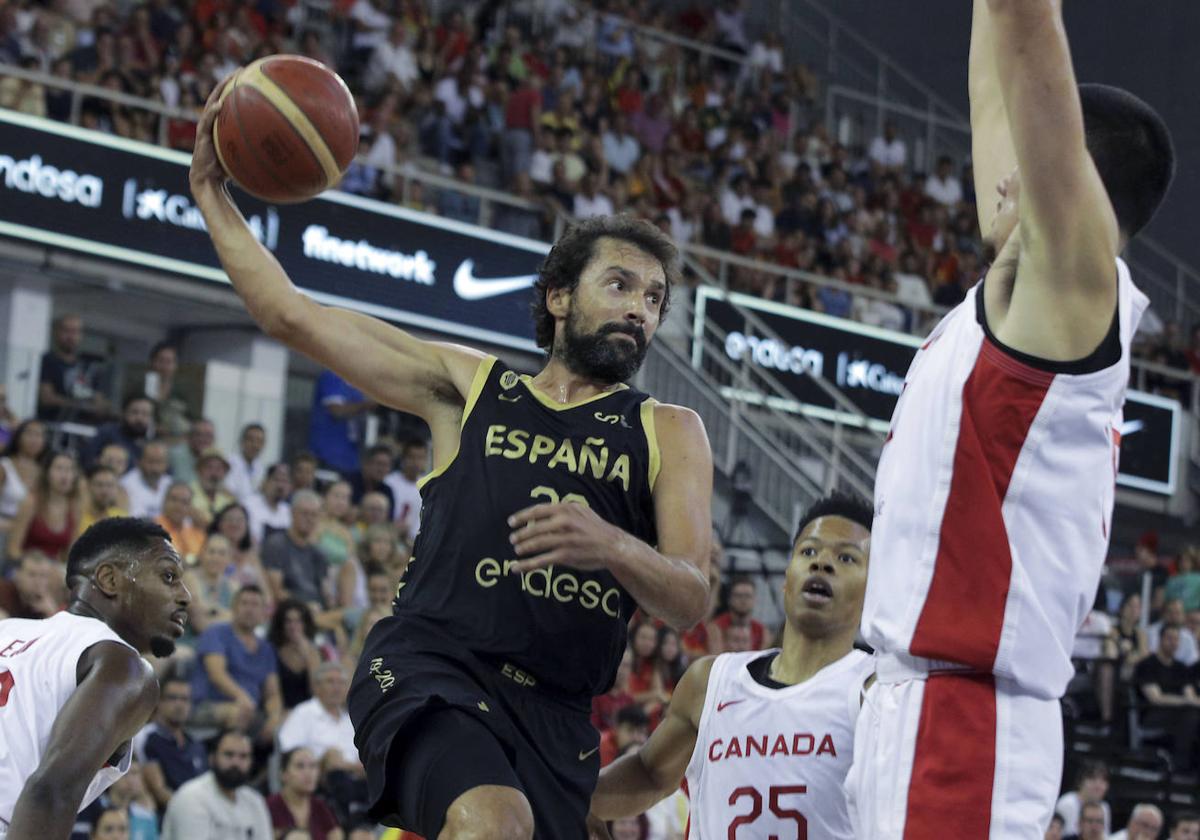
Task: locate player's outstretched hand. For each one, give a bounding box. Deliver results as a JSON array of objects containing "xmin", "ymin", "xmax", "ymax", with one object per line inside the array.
[
  {"xmin": 586, "ymin": 812, "xmax": 613, "ymax": 840},
  {"xmin": 189, "ymin": 73, "xmax": 237, "ymax": 193},
  {"xmin": 508, "ymin": 502, "xmax": 624, "ymax": 574}
]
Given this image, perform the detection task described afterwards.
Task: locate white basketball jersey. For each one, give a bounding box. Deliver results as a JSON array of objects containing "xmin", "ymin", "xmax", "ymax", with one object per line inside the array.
[
  {"xmin": 0, "ymin": 612, "xmax": 139, "ymax": 828},
  {"xmin": 683, "ymin": 649, "xmax": 871, "ymax": 839},
  {"xmin": 865, "ymin": 259, "xmax": 1146, "ymax": 699}
]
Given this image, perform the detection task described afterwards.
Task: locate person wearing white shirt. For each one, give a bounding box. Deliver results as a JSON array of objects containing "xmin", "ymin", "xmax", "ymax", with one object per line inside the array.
[
  {"xmin": 365, "ymin": 21, "xmax": 418, "ymax": 93},
  {"xmin": 1148, "ymin": 599, "xmax": 1200, "ymax": 666},
  {"xmin": 225, "ymin": 423, "xmax": 267, "ymax": 503},
  {"xmin": 120, "ymin": 441, "xmax": 171, "ymax": 518},
  {"xmin": 574, "ymin": 174, "xmax": 615, "ymax": 220},
  {"xmin": 161, "ymin": 731, "xmax": 273, "ymax": 840},
  {"xmin": 243, "ymin": 463, "xmax": 292, "ymax": 545},
  {"xmin": 924, "ymin": 155, "xmax": 964, "ymax": 207},
  {"xmin": 720, "ymin": 175, "xmax": 756, "ymax": 226},
  {"xmin": 1107, "ymin": 803, "xmax": 1163, "ymax": 840},
  {"xmin": 868, "ymin": 121, "xmax": 907, "ymax": 171},
  {"xmin": 384, "ymin": 439, "xmax": 427, "ymax": 542},
  {"xmin": 1055, "ymin": 761, "xmax": 1111, "ymax": 837},
  {"xmin": 601, "ymin": 114, "xmax": 641, "ymax": 175},
  {"xmin": 348, "ymin": 0, "xmax": 390, "ymax": 52},
  {"xmin": 277, "ymin": 663, "xmax": 363, "ymax": 799}
]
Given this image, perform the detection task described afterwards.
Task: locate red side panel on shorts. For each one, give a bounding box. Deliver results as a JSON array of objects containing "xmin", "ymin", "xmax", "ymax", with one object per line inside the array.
[
  {"xmin": 910, "ymin": 340, "xmax": 1054, "ymax": 670},
  {"xmin": 905, "ymin": 673, "xmax": 997, "ymax": 839}
]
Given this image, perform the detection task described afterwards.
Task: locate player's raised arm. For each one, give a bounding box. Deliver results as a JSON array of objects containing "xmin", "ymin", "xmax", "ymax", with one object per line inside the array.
[
  {"xmin": 591, "ymin": 657, "xmax": 714, "ymax": 820},
  {"xmin": 188, "ymin": 78, "xmax": 485, "ymax": 426},
  {"xmin": 969, "ymin": 0, "xmax": 1018, "ymax": 239},
  {"xmin": 985, "ymin": 0, "xmax": 1120, "ymax": 357},
  {"xmin": 6, "ymin": 642, "xmax": 158, "ymax": 840}
]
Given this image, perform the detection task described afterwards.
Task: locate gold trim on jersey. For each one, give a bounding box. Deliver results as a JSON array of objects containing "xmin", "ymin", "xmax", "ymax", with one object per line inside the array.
[
  {"xmin": 641, "ymin": 398, "xmax": 661, "ymax": 493},
  {"xmin": 417, "ymin": 355, "xmax": 497, "ymax": 490},
  {"xmin": 518, "ymin": 374, "xmax": 629, "ymax": 411}
]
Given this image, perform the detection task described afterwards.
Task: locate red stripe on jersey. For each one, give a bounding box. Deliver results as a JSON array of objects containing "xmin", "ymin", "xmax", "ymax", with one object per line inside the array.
[
  {"xmin": 904, "ymin": 673, "xmax": 997, "ymax": 839},
  {"xmin": 910, "ymin": 339, "xmax": 1053, "ymax": 669}
]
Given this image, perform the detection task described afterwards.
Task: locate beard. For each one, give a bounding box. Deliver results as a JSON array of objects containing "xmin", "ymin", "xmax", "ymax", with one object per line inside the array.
[
  {"xmin": 149, "ymin": 635, "xmax": 176, "ymax": 658},
  {"xmin": 213, "ymin": 764, "xmax": 249, "ymax": 791},
  {"xmin": 556, "ymin": 306, "xmax": 648, "ymax": 385}
]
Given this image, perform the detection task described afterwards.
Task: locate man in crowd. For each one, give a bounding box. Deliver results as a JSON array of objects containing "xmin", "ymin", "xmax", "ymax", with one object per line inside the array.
[
  {"xmin": 1149, "ymin": 598, "xmax": 1199, "ymax": 665},
  {"xmin": 713, "ymin": 576, "xmax": 766, "ymax": 650},
  {"xmin": 120, "ymin": 440, "xmax": 172, "ymax": 519},
  {"xmin": 78, "ymin": 465, "xmax": 127, "ymax": 533},
  {"xmin": 1108, "ymin": 803, "xmax": 1164, "ymax": 840},
  {"xmin": 309, "ymin": 369, "xmax": 374, "ymax": 476},
  {"xmin": 597, "ymin": 704, "xmax": 649, "ymax": 768},
  {"xmin": 385, "ymin": 438, "xmax": 427, "ymax": 541},
  {"xmin": 348, "ymin": 443, "xmax": 395, "ymax": 519},
  {"xmin": 170, "ymin": 418, "xmax": 215, "ymax": 484},
  {"xmin": 1055, "ymin": 760, "xmax": 1111, "ymax": 837},
  {"xmin": 262, "ymin": 490, "xmax": 330, "ymax": 612},
  {"xmin": 189, "ymin": 447, "xmax": 236, "ymax": 527},
  {"xmin": 1076, "ymin": 801, "xmax": 1107, "ymax": 840},
  {"xmin": 290, "ymin": 451, "xmax": 320, "ymax": 496},
  {"xmin": 0, "ymin": 551, "xmax": 59, "ymax": 619},
  {"xmin": 86, "ymin": 395, "xmax": 154, "ymax": 468},
  {"xmin": 226, "ymin": 423, "xmax": 268, "ymax": 502},
  {"xmin": 1168, "ymin": 813, "xmax": 1200, "ymax": 840},
  {"xmin": 139, "ymin": 676, "xmax": 208, "ymax": 812},
  {"xmin": 37, "ymin": 313, "xmax": 112, "ymax": 425},
  {"xmin": 190, "ymin": 584, "xmax": 284, "ymax": 741},
  {"xmin": 1136, "ymin": 625, "xmax": 1200, "ymax": 773},
  {"xmin": 156, "ymin": 482, "xmax": 207, "ymax": 564},
  {"xmin": 160, "ymin": 729, "xmax": 273, "ymax": 840},
  {"xmin": 245, "ymin": 462, "xmax": 292, "ymax": 544}
]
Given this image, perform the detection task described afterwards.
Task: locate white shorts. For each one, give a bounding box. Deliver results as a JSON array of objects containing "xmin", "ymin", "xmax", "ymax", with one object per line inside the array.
[{"xmin": 844, "ymin": 654, "xmax": 1062, "ymax": 839}]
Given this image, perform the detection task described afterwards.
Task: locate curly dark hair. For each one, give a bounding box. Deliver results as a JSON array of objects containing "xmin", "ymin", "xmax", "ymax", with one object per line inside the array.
[
  {"xmin": 793, "ymin": 491, "xmax": 874, "ymax": 545},
  {"xmin": 530, "ymin": 215, "xmax": 681, "ymax": 350}
]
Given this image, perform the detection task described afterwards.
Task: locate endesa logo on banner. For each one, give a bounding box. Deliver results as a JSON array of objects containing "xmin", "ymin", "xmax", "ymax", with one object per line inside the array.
[
  {"xmin": 693, "ymin": 286, "xmax": 1183, "ymax": 496},
  {"xmin": 0, "ymin": 111, "xmax": 548, "ymax": 352}
]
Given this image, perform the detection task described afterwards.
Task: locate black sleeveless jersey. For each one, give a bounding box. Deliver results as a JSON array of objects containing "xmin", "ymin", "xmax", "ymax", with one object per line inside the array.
[{"xmin": 393, "ymin": 356, "xmax": 660, "ymax": 699}]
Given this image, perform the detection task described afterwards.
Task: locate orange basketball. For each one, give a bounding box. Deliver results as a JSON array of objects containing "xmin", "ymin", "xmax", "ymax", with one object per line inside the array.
[{"xmin": 213, "ymin": 55, "xmax": 359, "ymax": 204}]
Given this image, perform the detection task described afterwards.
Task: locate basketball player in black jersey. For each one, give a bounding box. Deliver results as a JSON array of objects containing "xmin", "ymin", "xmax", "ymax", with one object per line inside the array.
[{"xmin": 190, "ymin": 87, "xmax": 713, "ymax": 840}]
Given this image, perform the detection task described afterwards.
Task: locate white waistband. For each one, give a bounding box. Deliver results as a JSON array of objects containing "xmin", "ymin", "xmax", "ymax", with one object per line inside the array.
[{"xmin": 874, "ymin": 651, "xmax": 983, "ymax": 683}]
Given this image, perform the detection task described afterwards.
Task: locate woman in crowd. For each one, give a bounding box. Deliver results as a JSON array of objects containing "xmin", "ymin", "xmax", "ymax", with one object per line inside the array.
[
  {"xmin": 656, "ymin": 626, "xmax": 687, "ymax": 695},
  {"xmin": 89, "ymin": 807, "xmax": 130, "ymax": 840},
  {"xmin": 346, "ymin": 524, "xmax": 402, "ymax": 610},
  {"xmin": 182, "ymin": 533, "xmax": 238, "ymax": 635},
  {"xmin": 268, "ymin": 598, "xmax": 323, "ymax": 711},
  {"xmin": 7, "ymin": 449, "xmax": 79, "ymax": 565},
  {"xmin": 591, "ymin": 648, "xmax": 635, "ymax": 734},
  {"xmin": 267, "ymin": 748, "xmax": 344, "ymax": 840},
  {"xmin": 316, "ymin": 480, "xmax": 357, "ymax": 590},
  {"xmin": 628, "ymin": 619, "xmax": 669, "ymax": 717},
  {"xmin": 208, "ymin": 502, "xmax": 270, "ymax": 601},
  {"xmin": 103, "ymin": 759, "xmax": 158, "ymax": 840},
  {"xmin": 0, "ymin": 419, "xmax": 47, "ymax": 538},
  {"xmin": 1166, "ymin": 547, "xmax": 1200, "ymax": 612},
  {"xmin": 1096, "ymin": 593, "xmax": 1151, "ymax": 724}
]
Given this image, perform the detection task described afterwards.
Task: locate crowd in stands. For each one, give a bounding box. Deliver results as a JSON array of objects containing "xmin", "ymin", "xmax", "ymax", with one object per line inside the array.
[{"xmin": 3, "ymin": 0, "xmax": 1199, "ymax": 373}]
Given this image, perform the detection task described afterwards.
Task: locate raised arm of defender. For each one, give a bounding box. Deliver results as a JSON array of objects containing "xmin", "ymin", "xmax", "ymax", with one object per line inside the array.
[
  {"xmin": 188, "ymin": 78, "xmax": 484, "ymax": 463},
  {"xmin": 591, "ymin": 657, "xmax": 714, "ymax": 821},
  {"xmin": 974, "ymin": 0, "xmax": 1120, "ymax": 361}
]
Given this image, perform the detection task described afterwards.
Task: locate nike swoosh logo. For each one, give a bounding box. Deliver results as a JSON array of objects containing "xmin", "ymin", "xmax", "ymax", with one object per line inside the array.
[
  {"xmin": 1119, "ymin": 419, "xmax": 1144, "ymax": 436},
  {"xmin": 499, "ymin": 393, "xmax": 523, "ymax": 403},
  {"xmin": 453, "ymin": 259, "xmax": 538, "ymax": 300},
  {"xmin": 578, "ymin": 747, "xmax": 599, "ymax": 761},
  {"xmin": 717, "ymin": 700, "xmax": 745, "ymax": 712}
]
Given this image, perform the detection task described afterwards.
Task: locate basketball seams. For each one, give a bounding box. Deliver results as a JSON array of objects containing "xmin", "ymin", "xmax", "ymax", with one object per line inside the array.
[{"xmin": 239, "ymin": 58, "xmax": 343, "ymax": 189}]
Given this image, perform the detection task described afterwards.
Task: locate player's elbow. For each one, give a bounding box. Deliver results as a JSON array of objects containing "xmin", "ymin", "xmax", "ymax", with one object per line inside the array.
[{"xmin": 21, "ymin": 770, "xmax": 86, "ymax": 811}]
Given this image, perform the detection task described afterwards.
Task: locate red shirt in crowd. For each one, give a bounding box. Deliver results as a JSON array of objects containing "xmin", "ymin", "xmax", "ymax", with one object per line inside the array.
[
  {"xmin": 712, "ymin": 612, "xmax": 767, "ymax": 650},
  {"xmin": 591, "ymin": 690, "xmax": 635, "ymax": 733},
  {"xmin": 266, "ymin": 793, "xmax": 340, "ymax": 840},
  {"xmin": 504, "ymin": 84, "xmax": 542, "ymax": 131}
]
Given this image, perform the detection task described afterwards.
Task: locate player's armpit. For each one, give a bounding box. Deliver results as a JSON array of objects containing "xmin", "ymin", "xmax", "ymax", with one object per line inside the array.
[
  {"xmin": 7, "ymin": 642, "xmax": 158, "ymax": 840},
  {"xmin": 592, "ymin": 657, "xmax": 715, "ymax": 820}
]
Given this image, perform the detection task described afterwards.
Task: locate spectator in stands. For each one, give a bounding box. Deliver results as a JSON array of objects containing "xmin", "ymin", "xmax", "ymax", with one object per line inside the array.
[
  {"xmin": 277, "ymin": 662, "xmax": 366, "ymax": 822},
  {"xmin": 1096, "ymin": 592, "xmax": 1150, "ymax": 725},
  {"xmin": 1076, "ymin": 801, "xmax": 1107, "ymax": 840},
  {"xmin": 145, "ymin": 342, "xmax": 191, "ymax": 448},
  {"xmin": 357, "ymin": 523, "xmax": 408, "ymax": 589},
  {"xmin": 0, "ymin": 551, "xmax": 59, "ymax": 619},
  {"xmin": 77, "ymin": 464, "xmax": 127, "ymax": 534},
  {"xmin": 598, "ymin": 704, "xmax": 649, "ymax": 767},
  {"xmin": 169, "ymin": 418, "xmax": 214, "ymax": 485},
  {"xmin": 592, "ymin": 649, "xmax": 635, "ymax": 734},
  {"xmin": 1109, "ymin": 803, "xmax": 1164, "ymax": 840},
  {"xmin": 85, "ymin": 394, "xmax": 154, "ymax": 469},
  {"xmin": 720, "ymin": 174, "xmax": 755, "ymax": 226},
  {"xmin": 120, "ymin": 440, "xmax": 171, "ymax": 518},
  {"xmin": 1168, "ymin": 813, "xmax": 1200, "ymax": 840},
  {"xmin": 244, "ymin": 462, "xmax": 292, "ymax": 545},
  {"xmin": 602, "ymin": 112, "xmax": 641, "ymax": 177},
  {"xmin": 0, "ymin": 420, "xmax": 46, "ymax": 538},
  {"xmin": 7, "ymin": 449, "xmax": 79, "ymax": 564},
  {"xmin": 140, "ymin": 675, "xmax": 209, "ymax": 812},
  {"xmin": 725, "ymin": 623, "xmax": 754, "ymax": 652},
  {"xmin": 1045, "ymin": 814, "xmax": 1065, "ymax": 840},
  {"xmin": 1166, "ymin": 547, "xmax": 1200, "ymax": 612},
  {"xmin": 1055, "ymin": 760, "xmax": 1111, "ymax": 837},
  {"xmin": 1149, "ymin": 598, "xmax": 1199, "ymax": 665},
  {"xmin": 268, "ymin": 598, "xmax": 322, "ymax": 711},
  {"xmin": 384, "ymin": 438, "xmax": 426, "ymax": 542},
  {"xmin": 628, "ymin": 619, "xmax": 668, "ymax": 714},
  {"xmin": 37, "ymin": 313, "xmax": 111, "ymax": 425},
  {"xmin": 156, "ymin": 481, "xmax": 206, "ymax": 564},
  {"xmin": 262, "ymin": 490, "xmax": 330, "ymax": 611},
  {"xmin": 1136, "ymin": 624, "xmax": 1200, "ymax": 772},
  {"xmin": 160, "ymin": 729, "xmax": 273, "ymax": 840},
  {"xmin": 924, "ymin": 155, "xmax": 963, "ymax": 208},
  {"xmin": 715, "ymin": 576, "xmax": 767, "ymax": 650},
  {"xmin": 209, "ymin": 503, "xmax": 269, "ymax": 596},
  {"xmin": 87, "ymin": 807, "xmax": 129, "ymax": 839},
  {"xmin": 344, "ymin": 570, "xmax": 395, "ymax": 666},
  {"xmin": 868, "ymin": 121, "xmax": 907, "ymax": 172},
  {"xmin": 575, "ymin": 171, "xmax": 616, "ymax": 219},
  {"xmin": 365, "ymin": 20, "xmax": 417, "ymax": 93},
  {"xmin": 190, "ymin": 448, "xmax": 235, "ymax": 528},
  {"xmin": 348, "ymin": 444, "xmax": 396, "ymax": 519},
  {"xmin": 190, "ymin": 584, "xmax": 283, "ymax": 742},
  {"xmin": 656, "ymin": 626, "xmax": 687, "ymax": 693},
  {"xmin": 87, "ymin": 758, "xmax": 157, "ymax": 840},
  {"xmin": 290, "ymin": 452, "xmax": 319, "ymax": 497},
  {"xmin": 267, "ymin": 748, "xmax": 343, "ymax": 840},
  {"xmin": 682, "ymin": 546, "xmax": 726, "ymax": 657},
  {"xmin": 226, "ymin": 422, "xmax": 267, "ymax": 503},
  {"xmin": 182, "ymin": 534, "xmax": 237, "ymax": 636},
  {"xmin": 315, "ymin": 480, "xmax": 356, "ymax": 578},
  {"xmin": 309, "ymin": 370, "xmax": 372, "ymax": 478},
  {"xmin": 1136, "ymin": 532, "xmax": 1169, "ymax": 611}
]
